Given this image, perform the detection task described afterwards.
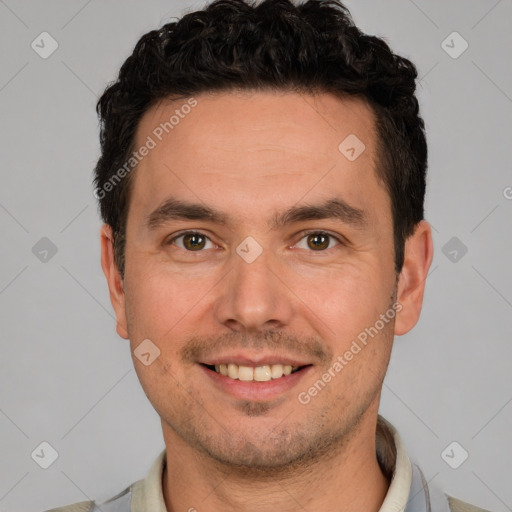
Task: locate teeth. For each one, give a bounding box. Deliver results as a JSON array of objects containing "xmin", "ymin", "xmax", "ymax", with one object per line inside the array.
[
  {"xmin": 227, "ymin": 363, "xmax": 239, "ymax": 379},
  {"xmin": 271, "ymin": 364, "xmax": 283, "ymax": 379},
  {"xmin": 254, "ymin": 365, "xmax": 272, "ymax": 381},
  {"xmin": 238, "ymin": 365, "xmax": 254, "ymax": 381},
  {"xmin": 214, "ymin": 363, "xmax": 299, "ymax": 381}
]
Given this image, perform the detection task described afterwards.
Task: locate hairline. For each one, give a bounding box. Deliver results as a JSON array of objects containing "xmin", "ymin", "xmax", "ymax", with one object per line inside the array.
[{"xmin": 113, "ymin": 86, "xmax": 400, "ymax": 277}]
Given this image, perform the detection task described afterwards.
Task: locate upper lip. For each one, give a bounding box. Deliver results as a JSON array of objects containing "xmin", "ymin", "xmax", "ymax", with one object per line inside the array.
[{"xmin": 200, "ymin": 353, "xmax": 311, "ymax": 367}]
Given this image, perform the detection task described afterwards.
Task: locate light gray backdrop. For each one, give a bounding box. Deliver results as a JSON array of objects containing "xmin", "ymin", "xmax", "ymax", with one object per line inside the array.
[{"xmin": 0, "ymin": 1, "xmax": 511, "ymax": 511}]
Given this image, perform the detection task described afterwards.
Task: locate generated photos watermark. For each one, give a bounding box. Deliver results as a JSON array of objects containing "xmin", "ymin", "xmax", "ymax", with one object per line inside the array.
[
  {"xmin": 93, "ymin": 97, "xmax": 198, "ymax": 200},
  {"xmin": 298, "ymin": 301, "xmax": 402, "ymax": 405}
]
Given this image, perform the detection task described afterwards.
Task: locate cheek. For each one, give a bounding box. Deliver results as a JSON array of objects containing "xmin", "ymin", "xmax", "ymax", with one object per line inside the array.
[
  {"xmin": 125, "ymin": 259, "xmax": 217, "ymax": 333},
  {"xmin": 291, "ymin": 260, "xmax": 394, "ymax": 341}
]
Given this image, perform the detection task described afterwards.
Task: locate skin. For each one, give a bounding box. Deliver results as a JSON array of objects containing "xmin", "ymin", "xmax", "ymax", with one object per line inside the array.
[{"xmin": 101, "ymin": 90, "xmax": 433, "ymax": 512}]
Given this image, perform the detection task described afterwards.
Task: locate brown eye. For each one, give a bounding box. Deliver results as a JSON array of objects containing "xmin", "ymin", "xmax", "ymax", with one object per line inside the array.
[
  {"xmin": 294, "ymin": 232, "xmax": 340, "ymax": 251},
  {"xmin": 306, "ymin": 233, "xmax": 330, "ymax": 250},
  {"xmin": 170, "ymin": 232, "xmax": 213, "ymax": 251},
  {"xmin": 183, "ymin": 233, "xmax": 206, "ymax": 250}
]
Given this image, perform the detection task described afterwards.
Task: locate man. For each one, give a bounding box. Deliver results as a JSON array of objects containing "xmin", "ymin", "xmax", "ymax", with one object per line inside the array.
[{"xmin": 47, "ymin": 0, "xmax": 491, "ymax": 510}]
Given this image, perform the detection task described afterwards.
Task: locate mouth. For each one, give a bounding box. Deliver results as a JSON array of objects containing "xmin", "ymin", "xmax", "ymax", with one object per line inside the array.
[
  {"xmin": 201, "ymin": 363, "xmax": 308, "ymax": 382},
  {"xmin": 199, "ymin": 358, "xmax": 314, "ymax": 401}
]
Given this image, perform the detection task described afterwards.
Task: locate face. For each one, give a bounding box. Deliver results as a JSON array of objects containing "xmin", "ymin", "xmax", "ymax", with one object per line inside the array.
[{"xmin": 101, "ymin": 90, "xmax": 431, "ymax": 471}]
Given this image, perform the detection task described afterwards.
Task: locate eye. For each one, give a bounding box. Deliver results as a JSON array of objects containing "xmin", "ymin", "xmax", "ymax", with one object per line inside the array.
[
  {"xmin": 168, "ymin": 231, "xmax": 215, "ymax": 251},
  {"xmin": 294, "ymin": 232, "xmax": 341, "ymax": 251}
]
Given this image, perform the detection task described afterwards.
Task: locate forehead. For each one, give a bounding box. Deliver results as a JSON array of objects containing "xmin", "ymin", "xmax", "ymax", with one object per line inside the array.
[
  {"xmin": 128, "ymin": 90, "xmax": 388, "ymax": 229},
  {"xmin": 136, "ymin": 90, "xmax": 376, "ymax": 162}
]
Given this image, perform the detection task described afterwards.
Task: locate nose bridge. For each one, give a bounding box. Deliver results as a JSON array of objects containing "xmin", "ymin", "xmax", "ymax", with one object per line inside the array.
[{"xmin": 214, "ymin": 240, "xmax": 293, "ymax": 331}]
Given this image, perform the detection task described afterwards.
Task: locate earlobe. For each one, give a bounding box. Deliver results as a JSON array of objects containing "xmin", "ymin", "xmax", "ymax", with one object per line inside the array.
[
  {"xmin": 394, "ymin": 220, "xmax": 434, "ymax": 336},
  {"xmin": 100, "ymin": 224, "xmax": 129, "ymax": 339}
]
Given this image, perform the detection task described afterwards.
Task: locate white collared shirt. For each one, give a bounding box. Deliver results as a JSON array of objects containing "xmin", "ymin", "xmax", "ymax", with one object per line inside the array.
[{"xmin": 88, "ymin": 415, "xmax": 450, "ymax": 512}]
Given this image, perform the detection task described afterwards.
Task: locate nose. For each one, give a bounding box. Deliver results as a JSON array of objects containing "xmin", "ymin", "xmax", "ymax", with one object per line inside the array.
[{"xmin": 213, "ymin": 247, "xmax": 294, "ymax": 332}]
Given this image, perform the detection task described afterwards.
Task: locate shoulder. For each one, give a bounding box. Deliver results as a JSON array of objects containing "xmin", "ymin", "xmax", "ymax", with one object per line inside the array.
[
  {"xmin": 447, "ymin": 494, "xmax": 492, "ymax": 512},
  {"xmin": 44, "ymin": 501, "xmax": 94, "ymax": 512}
]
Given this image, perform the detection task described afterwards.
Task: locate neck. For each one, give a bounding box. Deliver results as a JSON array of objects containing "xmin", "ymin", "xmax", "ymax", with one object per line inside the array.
[{"xmin": 161, "ymin": 411, "xmax": 390, "ymax": 512}]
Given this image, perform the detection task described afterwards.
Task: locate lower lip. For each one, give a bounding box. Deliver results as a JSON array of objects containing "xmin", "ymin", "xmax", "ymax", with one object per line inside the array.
[{"xmin": 199, "ymin": 364, "xmax": 312, "ymax": 401}]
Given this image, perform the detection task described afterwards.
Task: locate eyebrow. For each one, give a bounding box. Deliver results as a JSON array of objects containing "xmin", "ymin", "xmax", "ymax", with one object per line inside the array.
[
  {"xmin": 146, "ymin": 197, "xmax": 367, "ymax": 231},
  {"xmin": 271, "ymin": 198, "xmax": 367, "ymax": 229}
]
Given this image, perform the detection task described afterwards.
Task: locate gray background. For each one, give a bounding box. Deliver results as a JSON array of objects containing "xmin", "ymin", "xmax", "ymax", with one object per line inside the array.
[{"xmin": 0, "ymin": 0, "xmax": 511, "ymax": 511}]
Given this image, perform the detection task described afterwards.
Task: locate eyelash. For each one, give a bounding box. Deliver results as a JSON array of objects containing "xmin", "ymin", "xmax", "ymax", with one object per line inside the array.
[{"xmin": 166, "ymin": 230, "xmax": 345, "ymax": 252}]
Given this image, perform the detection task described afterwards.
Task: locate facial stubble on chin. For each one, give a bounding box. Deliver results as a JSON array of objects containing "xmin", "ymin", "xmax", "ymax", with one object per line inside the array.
[
  {"xmin": 155, "ymin": 287, "xmax": 399, "ymax": 476},
  {"xmin": 165, "ymin": 381, "xmax": 383, "ymax": 480},
  {"xmin": 164, "ymin": 341, "xmax": 393, "ymax": 477}
]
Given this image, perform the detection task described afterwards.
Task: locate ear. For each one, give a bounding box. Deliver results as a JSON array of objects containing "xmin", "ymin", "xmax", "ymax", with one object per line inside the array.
[
  {"xmin": 394, "ymin": 220, "xmax": 434, "ymax": 336},
  {"xmin": 100, "ymin": 224, "xmax": 129, "ymax": 339}
]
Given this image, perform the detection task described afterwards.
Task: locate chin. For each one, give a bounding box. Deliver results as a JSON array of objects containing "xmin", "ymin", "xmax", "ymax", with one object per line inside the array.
[{"xmin": 193, "ymin": 424, "xmax": 345, "ymax": 476}]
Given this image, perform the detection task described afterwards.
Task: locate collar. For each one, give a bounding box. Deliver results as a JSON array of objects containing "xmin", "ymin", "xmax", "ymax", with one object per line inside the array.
[
  {"xmin": 119, "ymin": 415, "xmax": 448, "ymax": 511},
  {"xmin": 377, "ymin": 415, "xmax": 413, "ymax": 511}
]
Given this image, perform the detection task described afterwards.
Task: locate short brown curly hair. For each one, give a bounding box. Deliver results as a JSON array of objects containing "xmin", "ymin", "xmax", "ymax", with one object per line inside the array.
[{"xmin": 93, "ymin": 0, "xmax": 427, "ymax": 278}]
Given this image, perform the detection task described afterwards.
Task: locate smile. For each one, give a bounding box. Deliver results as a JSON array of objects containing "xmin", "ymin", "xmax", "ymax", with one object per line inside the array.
[{"xmin": 204, "ymin": 363, "xmax": 302, "ymax": 382}]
